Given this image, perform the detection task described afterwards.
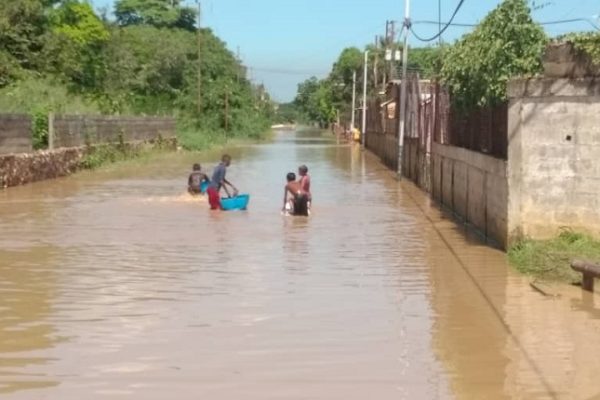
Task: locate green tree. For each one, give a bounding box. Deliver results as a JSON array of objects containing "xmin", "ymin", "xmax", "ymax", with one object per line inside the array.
[
  {"xmin": 45, "ymin": 0, "xmax": 110, "ymax": 89},
  {"xmin": 115, "ymin": 0, "xmax": 197, "ymax": 31},
  {"xmin": 566, "ymin": 32, "xmax": 600, "ymax": 66},
  {"xmin": 408, "ymin": 47, "xmax": 443, "ymax": 79},
  {"xmin": 0, "ymin": 0, "xmax": 51, "ymax": 85},
  {"xmin": 441, "ymin": 0, "xmax": 547, "ymax": 108}
]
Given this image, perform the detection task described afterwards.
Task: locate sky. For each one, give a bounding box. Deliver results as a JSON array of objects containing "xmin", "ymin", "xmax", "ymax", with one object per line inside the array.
[{"xmin": 92, "ymin": 0, "xmax": 600, "ymax": 102}]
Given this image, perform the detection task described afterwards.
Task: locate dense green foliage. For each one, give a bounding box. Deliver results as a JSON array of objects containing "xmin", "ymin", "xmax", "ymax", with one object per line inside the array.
[
  {"xmin": 509, "ymin": 229, "xmax": 600, "ymax": 283},
  {"xmin": 566, "ymin": 32, "xmax": 600, "ymax": 66},
  {"xmin": 408, "ymin": 47, "xmax": 443, "ymax": 78},
  {"xmin": 441, "ymin": 0, "xmax": 547, "ymax": 108},
  {"xmin": 0, "ymin": 0, "xmax": 272, "ymax": 150},
  {"xmin": 115, "ymin": 0, "xmax": 197, "ymax": 31}
]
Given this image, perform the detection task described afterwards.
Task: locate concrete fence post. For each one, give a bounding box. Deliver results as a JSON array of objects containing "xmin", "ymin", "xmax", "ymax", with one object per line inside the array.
[{"xmin": 48, "ymin": 112, "xmax": 55, "ymax": 150}]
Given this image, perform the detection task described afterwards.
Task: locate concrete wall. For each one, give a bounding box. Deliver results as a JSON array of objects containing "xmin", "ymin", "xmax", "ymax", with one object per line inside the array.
[
  {"xmin": 366, "ymin": 128, "xmax": 508, "ymax": 247},
  {"xmin": 508, "ymin": 78, "xmax": 600, "ymax": 240},
  {"xmin": 365, "ymin": 130, "xmax": 398, "ymax": 171},
  {"xmin": 53, "ymin": 116, "xmax": 176, "ymax": 148},
  {"xmin": 0, "ymin": 114, "xmax": 32, "ymax": 155},
  {"xmin": 432, "ymin": 143, "xmax": 508, "ymax": 247},
  {"xmin": 403, "ymin": 138, "xmax": 431, "ymax": 193}
]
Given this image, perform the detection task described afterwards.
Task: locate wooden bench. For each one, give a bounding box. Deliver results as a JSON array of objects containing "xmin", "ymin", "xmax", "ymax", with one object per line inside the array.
[{"xmin": 571, "ymin": 260, "xmax": 600, "ymax": 292}]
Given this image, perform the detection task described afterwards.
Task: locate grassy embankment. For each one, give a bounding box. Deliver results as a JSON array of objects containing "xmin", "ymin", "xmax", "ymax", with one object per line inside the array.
[{"xmin": 508, "ymin": 229, "xmax": 600, "ymax": 284}]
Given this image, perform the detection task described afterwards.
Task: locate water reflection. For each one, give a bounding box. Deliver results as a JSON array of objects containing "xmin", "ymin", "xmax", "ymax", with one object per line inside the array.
[
  {"xmin": 0, "ymin": 247, "xmax": 60, "ymax": 394},
  {"xmin": 281, "ymin": 216, "xmax": 310, "ymax": 274}
]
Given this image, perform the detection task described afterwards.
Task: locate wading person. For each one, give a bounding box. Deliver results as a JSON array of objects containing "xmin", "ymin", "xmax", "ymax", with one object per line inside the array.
[
  {"xmin": 207, "ymin": 154, "xmax": 238, "ymax": 210},
  {"xmin": 188, "ymin": 163, "xmax": 210, "ymax": 195},
  {"xmin": 298, "ymin": 165, "xmax": 312, "ymax": 213},
  {"xmin": 283, "ymin": 172, "xmax": 309, "ymax": 216}
]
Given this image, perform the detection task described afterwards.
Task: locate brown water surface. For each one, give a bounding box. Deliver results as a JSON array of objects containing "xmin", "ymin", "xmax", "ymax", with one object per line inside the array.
[{"xmin": 1, "ymin": 129, "xmax": 600, "ymax": 399}]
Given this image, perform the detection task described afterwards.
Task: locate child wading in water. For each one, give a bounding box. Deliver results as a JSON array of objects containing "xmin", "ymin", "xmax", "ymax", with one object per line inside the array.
[
  {"xmin": 188, "ymin": 163, "xmax": 210, "ymax": 195},
  {"xmin": 206, "ymin": 155, "xmax": 238, "ymax": 210},
  {"xmin": 298, "ymin": 165, "xmax": 311, "ymax": 214},
  {"xmin": 283, "ymin": 172, "xmax": 309, "ymax": 216}
]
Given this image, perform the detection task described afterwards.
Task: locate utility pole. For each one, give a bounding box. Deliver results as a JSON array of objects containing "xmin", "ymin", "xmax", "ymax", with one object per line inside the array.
[
  {"xmin": 374, "ymin": 35, "xmax": 379, "ymax": 92},
  {"xmin": 236, "ymin": 46, "xmax": 241, "ymax": 82},
  {"xmin": 224, "ymin": 88, "xmax": 229, "ymax": 134},
  {"xmin": 383, "ymin": 22, "xmax": 389, "ymax": 88},
  {"xmin": 362, "ymin": 50, "xmax": 369, "ymax": 148},
  {"xmin": 196, "ymin": 0, "xmax": 202, "ymax": 115},
  {"xmin": 351, "ymin": 70, "xmax": 357, "ymax": 130},
  {"xmin": 397, "ymin": 0, "xmax": 410, "ymax": 180},
  {"xmin": 389, "ymin": 20, "xmax": 396, "ymax": 80},
  {"xmin": 439, "ymin": 0, "xmax": 442, "ymax": 45}
]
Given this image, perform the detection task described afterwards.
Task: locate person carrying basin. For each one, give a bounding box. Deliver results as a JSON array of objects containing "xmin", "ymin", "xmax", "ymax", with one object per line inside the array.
[{"xmin": 207, "ymin": 154, "xmax": 239, "ymax": 210}]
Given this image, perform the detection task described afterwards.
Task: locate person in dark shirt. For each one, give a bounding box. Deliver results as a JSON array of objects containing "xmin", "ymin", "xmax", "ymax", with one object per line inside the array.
[
  {"xmin": 188, "ymin": 163, "xmax": 209, "ymax": 195},
  {"xmin": 283, "ymin": 172, "xmax": 309, "ymax": 216},
  {"xmin": 207, "ymin": 155, "xmax": 238, "ymax": 210}
]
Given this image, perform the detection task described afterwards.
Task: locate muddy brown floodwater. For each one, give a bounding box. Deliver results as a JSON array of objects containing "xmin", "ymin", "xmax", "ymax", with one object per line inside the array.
[{"xmin": 1, "ymin": 129, "xmax": 600, "ymax": 399}]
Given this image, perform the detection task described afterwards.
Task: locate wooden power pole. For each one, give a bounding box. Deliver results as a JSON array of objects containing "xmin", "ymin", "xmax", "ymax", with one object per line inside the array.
[
  {"xmin": 224, "ymin": 88, "xmax": 229, "ymax": 134},
  {"xmin": 196, "ymin": 1, "xmax": 202, "ymax": 115},
  {"xmin": 374, "ymin": 35, "xmax": 379, "ymax": 93}
]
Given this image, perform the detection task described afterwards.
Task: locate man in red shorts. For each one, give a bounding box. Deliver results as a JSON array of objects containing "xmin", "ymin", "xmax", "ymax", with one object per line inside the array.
[{"xmin": 206, "ymin": 154, "xmax": 238, "ymax": 210}]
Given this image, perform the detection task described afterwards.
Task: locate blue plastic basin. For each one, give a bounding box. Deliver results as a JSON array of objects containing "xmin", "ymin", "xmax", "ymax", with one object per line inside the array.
[
  {"xmin": 221, "ymin": 194, "xmax": 250, "ymax": 211},
  {"xmin": 200, "ymin": 181, "xmax": 209, "ymax": 194}
]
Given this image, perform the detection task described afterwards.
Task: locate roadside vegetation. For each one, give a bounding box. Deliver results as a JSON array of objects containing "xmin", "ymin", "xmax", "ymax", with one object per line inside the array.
[
  {"xmin": 508, "ymin": 230, "xmax": 600, "ymax": 283},
  {"xmin": 79, "ymin": 135, "xmax": 171, "ymax": 170},
  {"xmin": 291, "ymin": 0, "xmax": 600, "ymax": 126},
  {"xmin": 0, "ymin": 0, "xmax": 273, "ymax": 152}
]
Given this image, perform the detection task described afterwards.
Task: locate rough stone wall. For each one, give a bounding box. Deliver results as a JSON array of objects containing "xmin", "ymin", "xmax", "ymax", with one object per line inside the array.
[
  {"xmin": 0, "ymin": 114, "xmax": 32, "ymax": 155},
  {"xmin": 508, "ymin": 77, "xmax": 600, "ymax": 240},
  {"xmin": 0, "ymin": 138, "xmax": 177, "ymax": 189},
  {"xmin": 0, "ymin": 148, "xmax": 84, "ymax": 188},
  {"xmin": 431, "ymin": 143, "xmax": 508, "ymax": 248}
]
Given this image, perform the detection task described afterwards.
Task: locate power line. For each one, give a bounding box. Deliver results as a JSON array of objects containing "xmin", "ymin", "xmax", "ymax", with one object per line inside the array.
[
  {"xmin": 540, "ymin": 17, "xmax": 600, "ymax": 30},
  {"xmin": 246, "ymin": 66, "xmax": 329, "ymax": 76},
  {"xmin": 410, "ymin": 0, "xmax": 467, "ymax": 42},
  {"xmin": 412, "ymin": 17, "xmax": 600, "ymax": 31}
]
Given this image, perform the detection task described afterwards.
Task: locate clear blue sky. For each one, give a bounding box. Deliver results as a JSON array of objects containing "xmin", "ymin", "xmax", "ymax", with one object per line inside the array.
[{"xmin": 92, "ymin": 0, "xmax": 599, "ymax": 102}]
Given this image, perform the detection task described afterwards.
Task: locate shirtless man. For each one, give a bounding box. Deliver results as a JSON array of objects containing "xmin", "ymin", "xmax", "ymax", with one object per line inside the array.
[
  {"xmin": 298, "ymin": 165, "xmax": 311, "ymax": 212},
  {"xmin": 283, "ymin": 172, "xmax": 309, "ymax": 216}
]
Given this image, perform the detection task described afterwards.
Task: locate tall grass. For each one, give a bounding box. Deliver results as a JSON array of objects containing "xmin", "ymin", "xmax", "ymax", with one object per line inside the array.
[
  {"xmin": 0, "ymin": 77, "xmax": 100, "ymax": 114},
  {"xmin": 177, "ymin": 110, "xmax": 271, "ymax": 151},
  {"xmin": 508, "ymin": 229, "xmax": 600, "ymax": 283}
]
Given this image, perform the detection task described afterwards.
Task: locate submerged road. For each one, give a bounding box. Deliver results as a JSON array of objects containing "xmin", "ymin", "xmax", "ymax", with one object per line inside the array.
[{"xmin": 1, "ymin": 129, "xmax": 600, "ymax": 399}]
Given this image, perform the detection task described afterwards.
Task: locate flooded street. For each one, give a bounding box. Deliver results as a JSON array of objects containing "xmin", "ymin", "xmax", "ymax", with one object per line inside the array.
[{"xmin": 1, "ymin": 129, "xmax": 600, "ymax": 399}]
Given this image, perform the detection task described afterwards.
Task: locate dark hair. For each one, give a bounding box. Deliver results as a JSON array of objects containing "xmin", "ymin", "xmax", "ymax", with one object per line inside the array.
[
  {"xmin": 193, "ymin": 163, "xmax": 201, "ymax": 171},
  {"xmin": 222, "ymin": 154, "xmax": 231, "ymax": 162},
  {"xmin": 299, "ymin": 165, "xmax": 308, "ymax": 174},
  {"xmin": 287, "ymin": 172, "xmax": 296, "ymax": 182}
]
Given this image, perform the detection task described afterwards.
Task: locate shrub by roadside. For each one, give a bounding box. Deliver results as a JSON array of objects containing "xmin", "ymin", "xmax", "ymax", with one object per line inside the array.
[{"xmin": 508, "ymin": 229, "xmax": 600, "ymax": 283}]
